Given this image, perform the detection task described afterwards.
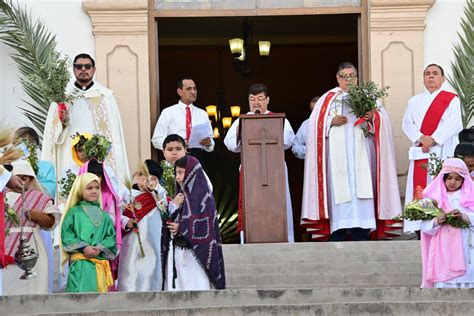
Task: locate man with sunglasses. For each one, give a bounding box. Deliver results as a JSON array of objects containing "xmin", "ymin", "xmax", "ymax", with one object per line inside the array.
[
  {"xmin": 224, "ymin": 83, "xmax": 296, "ymax": 242},
  {"xmin": 41, "ymin": 53, "xmax": 130, "ymax": 191},
  {"xmin": 301, "ymin": 62, "xmax": 401, "ymax": 242}
]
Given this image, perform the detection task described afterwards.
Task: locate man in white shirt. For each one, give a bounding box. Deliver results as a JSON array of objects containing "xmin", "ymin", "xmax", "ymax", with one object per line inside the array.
[
  {"xmin": 292, "ymin": 96, "xmax": 320, "ymax": 159},
  {"xmin": 224, "ymin": 83, "xmax": 296, "ymax": 242},
  {"xmin": 402, "ymin": 64, "xmax": 463, "ymax": 233},
  {"xmin": 151, "ymin": 78, "xmax": 214, "ymax": 163}
]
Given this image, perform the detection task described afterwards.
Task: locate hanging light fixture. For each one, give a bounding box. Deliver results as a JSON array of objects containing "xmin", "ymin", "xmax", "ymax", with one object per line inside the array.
[
  {"xmin": 222, "ymin": 117, "xmax": 233, "ymax": 129},
  {"xmin": 206, "ymin": 105, "xmax": 218, "ymax": 121},
  {"xmin": 213, "ymin": 127, "xmax": 220, "ymax": 139},
  {"xmin": 237, "ymin": 46, "xmax": 246, "ymax": 61},
  {"xmin": 228, "ymin": 38, "xmax": 244, "ymax": 57},
  {"xmin": 259, "ymin": 41, "xmax": 271, "ymax": 56},
  {"xmin": 230, "ymin": 106, "xmax": 241, "ymax": 117}
]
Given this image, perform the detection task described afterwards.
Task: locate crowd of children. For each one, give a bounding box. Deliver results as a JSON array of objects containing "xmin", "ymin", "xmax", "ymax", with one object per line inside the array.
[{"xmin": 2, "ymin": 131, "xmax": 225, "ymax": 294}]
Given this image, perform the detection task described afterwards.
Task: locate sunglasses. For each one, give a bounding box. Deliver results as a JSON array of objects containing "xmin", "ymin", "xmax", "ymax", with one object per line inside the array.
[{"xmin": 73, "ymin": 63, "xmax": 93, "ymax": 70}]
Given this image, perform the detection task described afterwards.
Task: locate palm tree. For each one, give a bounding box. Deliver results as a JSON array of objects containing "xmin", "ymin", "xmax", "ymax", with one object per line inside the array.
[
  {"xmin": 447, "ymin": 0, "xmax": 474, "ymax": 127},
  {"xmin": 0, "ymin": 0, "xmax": 57, "ymax": 134}
]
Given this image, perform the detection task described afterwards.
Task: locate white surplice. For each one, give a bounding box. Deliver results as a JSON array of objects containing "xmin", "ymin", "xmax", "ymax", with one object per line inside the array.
[
  {"xmin": 224, "ymin": 111, "xmax": 296, "ymax": 242},
  {"xmin": 117, "ymin": 187, "xmax": 166, "ymax": 292},
  {"xmin": 292, "ymin": 118, "xmax": 309, "ymax": 159},
  {"xmin": 41, "ymin": 82, "xmax": 130, "ymax": 197},
  {"xmin": 402, "ymin": 89, "xmax": 463, "ymax": 232},
  {"xmin": 421, "ymin": 191, "xmax": 474, "ymax": 288},
  {"xmin": 151, "ymin": 101, "xmax": 215, "ymax": 151},
  {"xmin": 325, "ymin": 92, "xmax": 377, "ymax": 232},
  {"xmin": 2, "ymin": 192, "xmax": 60, "ymax": 295}
]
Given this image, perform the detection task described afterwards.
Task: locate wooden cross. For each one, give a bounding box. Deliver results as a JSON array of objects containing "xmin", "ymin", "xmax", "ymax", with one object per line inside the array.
[{"xmin": 248, "ymin": 129, "xmax": 278, "ymax": 186}]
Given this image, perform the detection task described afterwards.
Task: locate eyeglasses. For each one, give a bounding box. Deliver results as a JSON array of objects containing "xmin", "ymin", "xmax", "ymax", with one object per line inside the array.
[
  {"xmin": 249, "ymin": 96, "xmax": 268, "ymax": 102},
  {"xmin": 73, "ymin": 63, "xmax": 93, "ymax": 70},
  {"xmin": 337, "ymin": 73, "xmax": 357, "ymax": 81}
]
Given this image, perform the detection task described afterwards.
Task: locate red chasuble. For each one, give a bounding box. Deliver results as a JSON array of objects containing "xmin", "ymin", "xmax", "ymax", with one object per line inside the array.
[{"xmin": 412, "ymin": 91, "xmax": 456, "ymax": 199}]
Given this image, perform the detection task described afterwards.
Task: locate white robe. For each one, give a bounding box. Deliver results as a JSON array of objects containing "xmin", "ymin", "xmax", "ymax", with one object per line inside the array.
[
  {"xmin": 402, "ymin": 89, "xmax": 463, "ymax": 232},
  {"xmin": 223, "ymin": 111, "xmax": 296, "ymax": 242},
  {"xmin": 292, "ymin": 118, "xmax": 309, "ymax": 159},
  {"xmin": 117, "ymin": 187, "xmax": 166, "ymax": 292},
  {"xmin": 421, "ymin": 191, "xmax": 474, "ymax": 288},
  {"xmin": 2, "ymin": 192, "xmax": 60, "ymax": 295},
  {"xmin": 41, "ymin": 82, "xmax": 130, "ymax": 198},
  {"xmin": 164, "ymin": 191, "xmax": 211, "ymax": 291},
  {"xmin": 325, "ymin": 93, "xmax": 376, "ymax": 232},
  {"xmin": 301, "ymin": 87, "xmax": 401, "ymax": 239}
]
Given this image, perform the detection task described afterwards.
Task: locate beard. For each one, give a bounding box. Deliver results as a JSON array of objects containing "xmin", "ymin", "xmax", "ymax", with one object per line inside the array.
[{"xmin": 75, "ymin": 73, "xmax": 92, "ymax": 84}]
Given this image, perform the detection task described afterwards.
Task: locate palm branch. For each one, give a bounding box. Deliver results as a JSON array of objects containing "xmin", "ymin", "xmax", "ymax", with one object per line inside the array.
[
  {"xmin": 0, "ymin": 0, "xmax": 57, "ymax": 135},
  {"xmin": 212, "ymin": 171, "xmax": 239, "ymax": 244},
  {"xmin": 447, "ymin": 0, "xmax": 474, "ymax": 127}
]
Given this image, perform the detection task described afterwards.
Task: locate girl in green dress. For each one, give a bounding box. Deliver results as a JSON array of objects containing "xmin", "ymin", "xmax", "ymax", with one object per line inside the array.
[{"xmin": 60, "ymin": 172, "xmax": 116, "ymax": 292}]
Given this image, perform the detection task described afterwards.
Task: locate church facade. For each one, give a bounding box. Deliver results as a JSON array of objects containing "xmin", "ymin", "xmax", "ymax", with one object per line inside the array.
[{"xmin": 0, "ymin": 0, "xmax": 467, "ymax": 195}]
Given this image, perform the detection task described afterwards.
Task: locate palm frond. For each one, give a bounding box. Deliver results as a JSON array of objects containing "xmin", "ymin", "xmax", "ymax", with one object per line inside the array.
[
  {"xmin": 447, "ymin": 0, "xmax": 474, "ymax": 127},
  {"xmin": 213, "ymin": 171, "xmax": 239, "ymax": 244},
  {"xmin": 0, "ymin": 0, "xmax": 57, "ymax": 136}
]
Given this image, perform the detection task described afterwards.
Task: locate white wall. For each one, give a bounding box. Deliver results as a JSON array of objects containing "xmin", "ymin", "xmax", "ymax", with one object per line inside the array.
[
  {"xmin": 0, "ymin": 0, "xmax": 94, "ymax": 132},
  {"xmin": 424, "ymin": 0, "xmax": 467, "ymax": 93}
]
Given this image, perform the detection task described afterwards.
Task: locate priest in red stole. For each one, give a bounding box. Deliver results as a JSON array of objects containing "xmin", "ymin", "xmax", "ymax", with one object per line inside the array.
[
  {"xmin": 402, "ymin": 64, "xmax": 463, "ymax": 233},
  {"xmin": 301, "ymin": 62, "xmax": 402, "ymax": 241}
]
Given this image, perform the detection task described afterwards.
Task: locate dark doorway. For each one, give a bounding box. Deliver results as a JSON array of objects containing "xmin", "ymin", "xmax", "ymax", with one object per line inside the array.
[{"xmin": 156, "ymin": 14, "xmax": 358, "ymax": 242}]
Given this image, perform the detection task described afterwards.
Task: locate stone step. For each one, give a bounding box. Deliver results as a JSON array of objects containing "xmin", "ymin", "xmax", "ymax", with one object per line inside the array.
[
  {"xmin": 222, "ymin": 240, "xmax": 421, "ymax": 252},
  {"xmin": 223, "ymin": 248, "xmax": 421, "ymax": 264},
  {"xmin": 46, "ymin": 302, "xmax": 474, "ymax": 316},
  {"xmin": 227, "ymin": 273, "xmax": 421, "ymax": 288},
  {"xmin": 2, "ymin": 288, "xmax": 473, "ymax": 315},
  {"xmin": 225, "ymin": 261, "xmax": 421, "ymax": 275}
]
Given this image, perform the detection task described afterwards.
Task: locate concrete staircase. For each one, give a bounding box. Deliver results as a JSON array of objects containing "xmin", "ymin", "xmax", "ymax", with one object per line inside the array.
[
  {"xmin": 2, "ymin": 240, "xmax": 473, "ymax": 315},
  {"xmin": 224, "ymin": 240, "xmax": 422, "ymax": 289}
]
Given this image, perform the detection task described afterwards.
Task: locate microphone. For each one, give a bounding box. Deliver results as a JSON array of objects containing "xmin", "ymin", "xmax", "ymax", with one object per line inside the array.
[{"xmin": 255, "ymin": 110, "xmax": 261, "ymax": 114}]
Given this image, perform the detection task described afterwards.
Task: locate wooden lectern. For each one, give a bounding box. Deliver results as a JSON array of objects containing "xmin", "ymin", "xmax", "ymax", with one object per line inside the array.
[{"xmin": 239, "ymin": 113, "xmax": 287, "ymax": 243}]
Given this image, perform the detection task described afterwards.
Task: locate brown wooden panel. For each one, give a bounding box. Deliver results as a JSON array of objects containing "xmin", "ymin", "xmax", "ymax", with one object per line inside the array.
[{"xmin": 241, "ymin": 114, "xmax": 287, "ymax": 243}]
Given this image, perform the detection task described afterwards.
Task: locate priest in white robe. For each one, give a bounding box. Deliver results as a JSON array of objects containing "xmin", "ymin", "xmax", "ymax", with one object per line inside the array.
[
  {"xmin": 224, "ymin": 83, "xmax": 296, "ymax": 242},
  {"xmin": 41, "ymin": 53, "xmax": 130, "ymax": 197},
  {"xmin": 301, "ymin": 62, "xmax": 402, "ymax": 241},
  {"xmin": 402, "ymin": 64, "xmax": 463, "ymax": 233}
]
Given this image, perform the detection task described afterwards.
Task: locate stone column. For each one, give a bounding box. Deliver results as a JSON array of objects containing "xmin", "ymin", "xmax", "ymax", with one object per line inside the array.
[
  {"xmin": 82, "ymin": 0, "xmax": 150, "ymax": 174},
  {"xmin": 370, "ymin": 0, "xmax": 435, "ymax": 197}
]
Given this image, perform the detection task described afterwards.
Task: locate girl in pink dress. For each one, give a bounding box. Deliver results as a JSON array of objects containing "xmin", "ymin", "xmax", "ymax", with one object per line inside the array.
[{"xmin": 420, "ymin": 158, "xmax": 474, "ymax": 288}]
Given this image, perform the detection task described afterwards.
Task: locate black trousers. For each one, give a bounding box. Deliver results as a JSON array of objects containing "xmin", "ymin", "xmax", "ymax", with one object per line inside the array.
[{"xmin": 330, "ymin": 228, "xmax": 370, "ymax": 241}]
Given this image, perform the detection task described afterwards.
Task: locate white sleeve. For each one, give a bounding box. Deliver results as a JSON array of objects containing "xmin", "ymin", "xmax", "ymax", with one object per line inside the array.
[
  {"xmin": 151, "ymin": 110, "xmax": 168, "ymax": 150},
  {"xmin": 402, "ymin": 97, "xmax": 423, "ymax": 144},
  {"xmin": 224, "ymin": 118, "xmax": 241, "ymax": 153},
  {"xmin": 420, "ymin": 218, "xmax": 441, "ymax": 235},
  {"xmin": 292, "ymin": 120, "xmax": 308, "ymax": 160},
  {"xmin": 283, "ymin": 118, "xmax": 295, "ymax": 150},
  {"xmin": 432, "ymin": 97, "xmax": 463, "ymax": 146},
  {"xmin": 0, "ymin": 169, "xmax": 12, "ymax": 191}
]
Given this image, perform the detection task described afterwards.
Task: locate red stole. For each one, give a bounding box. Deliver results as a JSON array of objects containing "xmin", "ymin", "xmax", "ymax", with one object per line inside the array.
[
  {"xmin": 123, "ymin": 191, "xmax": 157, "ymax": 225},
  {"xmin": 300, "ymin": 92, "xmax": 336, "ymax": 241},
  {"xmin": 412, "ymin": 91, "xmax": 456, "ymax": 199}
]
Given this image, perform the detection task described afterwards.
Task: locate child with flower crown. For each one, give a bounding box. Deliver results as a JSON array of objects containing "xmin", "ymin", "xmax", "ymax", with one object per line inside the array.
[
  {"xmin": 420, "ymin": 158, "xmax": 474, "ymax": 288},
  {"xmin": 60, "ymin": 173, "xmax": 116, "ymax": 292}
]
